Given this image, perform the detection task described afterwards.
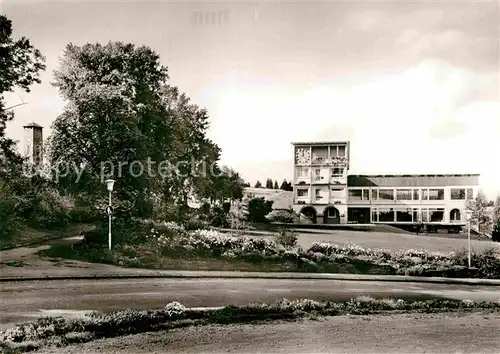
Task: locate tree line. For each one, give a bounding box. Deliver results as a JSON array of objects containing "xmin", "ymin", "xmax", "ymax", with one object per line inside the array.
[
  {"xmin": 0, "ymin": 14, "xmax": 294, "ymax": 241},
  {"xmin": 252, "ymin": 178, "xmax": 293, "ymax": 191},
  {"xmin": 0, "ymin": 14, "xmax": 243, "ymax": 238}
]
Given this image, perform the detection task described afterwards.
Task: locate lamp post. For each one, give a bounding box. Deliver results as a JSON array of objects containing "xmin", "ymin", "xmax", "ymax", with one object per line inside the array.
[
  {"xmin": 105, "ymin": 179, "xmax": 115, "ymax": 250},
  {"xmin": 466, "ymin": 209, "xmax": 473, "ymax": 268}
]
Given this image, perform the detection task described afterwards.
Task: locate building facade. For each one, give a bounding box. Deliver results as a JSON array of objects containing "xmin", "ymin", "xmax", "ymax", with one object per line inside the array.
[
  {"xmin": 292, "ymin": 141, "xmax": 478, "ymax": 227},
  {"xmin": 292, "ymin": 141, "xmax": 351, "ymax": 224}
]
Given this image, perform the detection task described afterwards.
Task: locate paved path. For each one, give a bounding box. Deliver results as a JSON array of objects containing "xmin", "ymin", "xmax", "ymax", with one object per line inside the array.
[
  {"xmin": 2, "ymin": 235, "xmax": 500, "ymax": 334},
  {"xmin": 37, "ymin": 312, "xmax": 500, "ymax": 353},
  {"xmin": 2, "ymin": 277, "xmax": 500, "ymax": 330}
]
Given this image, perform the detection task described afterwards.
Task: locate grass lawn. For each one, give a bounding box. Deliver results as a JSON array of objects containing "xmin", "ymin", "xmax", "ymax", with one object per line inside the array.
[
  {"xmin": 33, "ymin": 226, "xmax": 499, "ymax": 279},
  {"xmin": 283, "ymin": 230, "xmax": 499, "ymax": 253},
  {"xmin": 0, "ymin": 223, "xmax": 94, "ymax": 251},
  {"xmin": 40, "ymin": 243, "xmax": 395, "ymax": 275}
]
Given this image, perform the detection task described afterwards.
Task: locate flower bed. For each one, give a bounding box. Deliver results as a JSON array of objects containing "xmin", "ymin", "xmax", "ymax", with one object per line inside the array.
[
  {"xmin": 69, "ymin": 222, "xmax": 500, "ymax": 278},
  {"xmin": 137, "ymin": 224, "xmax": 500, "ymax": 278},
  {"xmin": 307, "ymin": 242, "xmax": 500, "ymax": 278},
  {"xmin": 2, "ymin": 298, "xmax": 499, "ymax": 352}
]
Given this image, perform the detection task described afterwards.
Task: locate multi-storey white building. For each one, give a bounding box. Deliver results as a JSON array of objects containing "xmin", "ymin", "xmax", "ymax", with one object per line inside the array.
[
  {"xmin": 292, "ymin": 141, "xmax": 351, "ymax": 224},
  {"xmin": 292, "ymin": 141, "xmax": 478, "ymax": 229}
]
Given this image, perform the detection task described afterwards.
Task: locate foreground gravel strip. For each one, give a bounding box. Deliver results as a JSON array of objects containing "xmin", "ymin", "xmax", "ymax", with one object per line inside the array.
[{"xmin": 37, "ymin": 311, "xmax": 500, "ymax": 353}]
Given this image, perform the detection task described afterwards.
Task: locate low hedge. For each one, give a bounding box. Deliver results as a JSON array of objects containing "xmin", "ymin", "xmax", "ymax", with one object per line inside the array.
[
  {"xmin": 2, "ymin": 298, "xmax": 499, "ymax": 352},
  {"xmin": 71, "ymin": 222, "xmax": 500, "ymax": 279}
]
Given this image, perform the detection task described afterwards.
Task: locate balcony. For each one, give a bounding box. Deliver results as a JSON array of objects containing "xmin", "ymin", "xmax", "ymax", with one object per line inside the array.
[
  {"xmin": 329, "ymin": 199, "xmax": 345, "ymax": 205},
  {"xmin": 313, "ymin": 196, "xmax": 328, "ymax": 204},
  {"xmin": 295, "ymin": 177, "xmax": 311, "ymax": 185},
  {"xmin": 330, "ymin": 176, "xmax": 347, "ymax": 185},
  {"xmin": 312, "ymin": 175, "xmax": 328, "ymax": 184},
  {"xmin": 295, "ymin": 198, "xmax": 311, "ymax": 205}
]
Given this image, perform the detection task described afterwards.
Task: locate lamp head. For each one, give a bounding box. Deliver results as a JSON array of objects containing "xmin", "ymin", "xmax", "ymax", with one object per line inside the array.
[{"xmin": 105, "ymin": 179, "xmax": 115, "ymax": 192}]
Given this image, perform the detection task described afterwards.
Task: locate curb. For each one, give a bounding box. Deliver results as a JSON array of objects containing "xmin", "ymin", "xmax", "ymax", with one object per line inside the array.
[{"xmin": 2, "ymin": 272, "xmax": 499, "ymax": 286}]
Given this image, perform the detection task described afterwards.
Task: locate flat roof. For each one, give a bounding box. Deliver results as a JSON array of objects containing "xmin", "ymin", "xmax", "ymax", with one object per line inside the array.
[
  {"xmin": 350, "ymin": 174, "xmax": 480, "ymax": 178},
  {"xmin": 348, "ymin": 174, "xmax": 480, "ymax": 187},
  {"xmin": 291, "ymin": 141, "xmax": 350, "ymax": 146},
  {"xmin": 23, "ymin": 122, "xmax": 43, "ymax": 128}
]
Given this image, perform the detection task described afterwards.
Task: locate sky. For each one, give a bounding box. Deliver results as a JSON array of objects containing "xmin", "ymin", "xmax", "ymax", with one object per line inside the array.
[{"xmin": 2, "ymin": 0, "xmax": 500, "ymax": 199}]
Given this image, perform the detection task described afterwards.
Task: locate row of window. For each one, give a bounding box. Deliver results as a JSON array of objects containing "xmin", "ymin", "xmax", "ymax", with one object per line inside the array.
[
  {"xmin": 297, "ymin": 187, "xmax": 345, "ymax": 198},
  {"xmin": 348, "ymin": 188, "xmax": 473, "ymax": 201},
  {"xmin": 296, "ymin": 167, "xmax": 345, "ymax": 178},
  {"xmin": 371, "ymin": 208, "xmax": 452, "ymax": 223},
  {"xmin": 310, "ymin": 145, "xmax": 347, "ymax": 161},
  {"xmin": 297, "ymin": 187, "xmax": 474, "ymax": 201}
]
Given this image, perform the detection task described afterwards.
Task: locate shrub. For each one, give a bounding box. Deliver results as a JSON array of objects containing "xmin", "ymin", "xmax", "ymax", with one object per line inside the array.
[
  {"xmin": 208, "ymin": 206, "xmax": 229, "ymax": 228},
  {"xmin": 247, "ymin": 197, "xmax": 274, "ymax": 223},
  {"xmin": 148, "ymin": 228, "xmax": 278, "ymax": 257},
  {"xmin": 198, "ymin": 202, "xmax": 211, "ymax": 221},
  {"xmin": 30, "ymin": 189, "xmax": 74, "ymax": 229},
  {"xmin": 0, "ymin": 182, "xmax": 21, "ymax": 243},
  {"xmin": 228, "ymin": 201, "xmax": 249, "ymax": 230},
  {"xmin": 274, "ymin": 228, "xmax": 298, "ymax": 249},
  {"xmin": 77, "ymin": 218, "xmax": 149, "ymax": 249},
  {"xmin": 266, "ymin": 209, "xmax": 298, "ymax": 223},
  {"xmin": 184, "ymin": 217, "xmax": 209, "ymax": 231},
  {"xmin": 306, "ymin": 242, "xmax": 500, "ymax": 279},
  {"xmin": 157, "ymin": 221, "xmax": 186, "ymax": 234},
  {"xmin": 492, "ymin": 222, "xmax": 500, "ymax": 242},
  {"xmin": 70, "ymin": 195, "xmax": 100, "ymax": 223},
  {"xmin": 2, "ymin": 297, "xmax": 499, "ymax": 352}
]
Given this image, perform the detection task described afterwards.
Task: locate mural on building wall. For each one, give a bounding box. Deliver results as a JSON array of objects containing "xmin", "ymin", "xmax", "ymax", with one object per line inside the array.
[{"xmin": 295, "ymin": 148, "xmax": 311, "ymax": 165}]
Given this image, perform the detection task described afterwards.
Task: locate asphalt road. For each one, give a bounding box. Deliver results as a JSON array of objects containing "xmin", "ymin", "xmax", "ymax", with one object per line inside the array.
[
  {"xmin": 37, "ymin": 312, "xmax": 500, "ymax": 354},
  {"xmin": 2, "ymin": 278, "xmax": 500, "ymax": 330}
]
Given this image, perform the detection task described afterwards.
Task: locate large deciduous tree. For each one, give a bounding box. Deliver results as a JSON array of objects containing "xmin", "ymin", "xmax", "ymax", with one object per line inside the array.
[
  {"xmin": 50, "ymin": 42, "xmax": 173, "ymax": 217},
  {"xmin": 0, "ymin": 14, "xmax": 45, "ymax": 164},
  {"xmin": 50, "ymin": 41, "xmax": 243, "ymax": 220},
  {"xmin": 194, "ymin": 165, "xmax": 244, "ymax": 206},
  {"xmin": 159, "ymin": 85, "xmax": 221, "ymax": 212},
  {"xmin": 0, "ymin": 15, "xmax": 46, "ymax": 240}
]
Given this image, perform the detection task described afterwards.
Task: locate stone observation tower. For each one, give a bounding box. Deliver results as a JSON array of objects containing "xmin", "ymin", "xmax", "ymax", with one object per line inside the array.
[{"xmin": 23, "ymin": 122, "xmax": 43, "ymax": 167}]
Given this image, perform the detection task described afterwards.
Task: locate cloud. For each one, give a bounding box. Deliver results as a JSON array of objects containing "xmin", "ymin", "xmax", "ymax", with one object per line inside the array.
[
  {"xmin": 224, "ymin": 59, "xmax": 499, "ymax": 197},
  {"xmin": 3, "ymin": 0, "xmax": 498, "ymax": 198},
  {"xmin": 428, "ymin": 119, "xmax": 468, "ymax": 141}
]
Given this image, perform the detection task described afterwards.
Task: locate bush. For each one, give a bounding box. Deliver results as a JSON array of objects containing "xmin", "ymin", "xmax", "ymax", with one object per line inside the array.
[
  {"xmin": 229, "ymin": 201, "xmax": 249, "ymax": 230},
  {"xmin": 274, "ymin": 228, "xmax": 298, "ymax": 249},
  {"xmin": 198, "ymin": 202, "xmax": 212, "ymax": 221},
  {"xmin": 208, "ymin": 206, "xmax": 229, "ymax": 228},
  {"xmin": 70, "ymin": 195, "xmax": 100, "ymax": 223},
  {"xmin": 266, "ymin": 209, "xmax": 298, "ymax": 223},
  {"xmin": 247, "ymin": 197, "xmax": 274, "ymax": 223},
  {"xmin": 2, "ymin": 297, "xmax": 499, "ymax": 352},
  {"xmin": 307, "ymin": 242, "xmax": 500, "ymax": 279},
  {"xmin": 492, "ymin": 222, "xmax": 500, "ymax": 242},
  {"xmin": 29, "ymin": 189, "xmax": 74, "ymax": 229},
  {"xmin": 150, "ymin": 229, "xmax": 278, "ymax": 257},
  {"xmin": 77, "ymin": 218, "xmax": 149, "ymax": 249},
  {"xmin": 184, "ymin": 217, "xmax": 209, "ymax": 231},
  {"xmin": 0, "ymin": 183, "xmax": 21, "ymax": 243}
]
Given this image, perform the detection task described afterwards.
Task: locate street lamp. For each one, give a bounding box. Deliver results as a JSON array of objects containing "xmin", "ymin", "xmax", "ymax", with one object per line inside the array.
[
  {"xmin": 105, "ymin": 179, "xmax": 115, "ymax": 250},
  {"xmin": 466, "ymin": 209, "xmax": 473, "ymax": 268}
]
